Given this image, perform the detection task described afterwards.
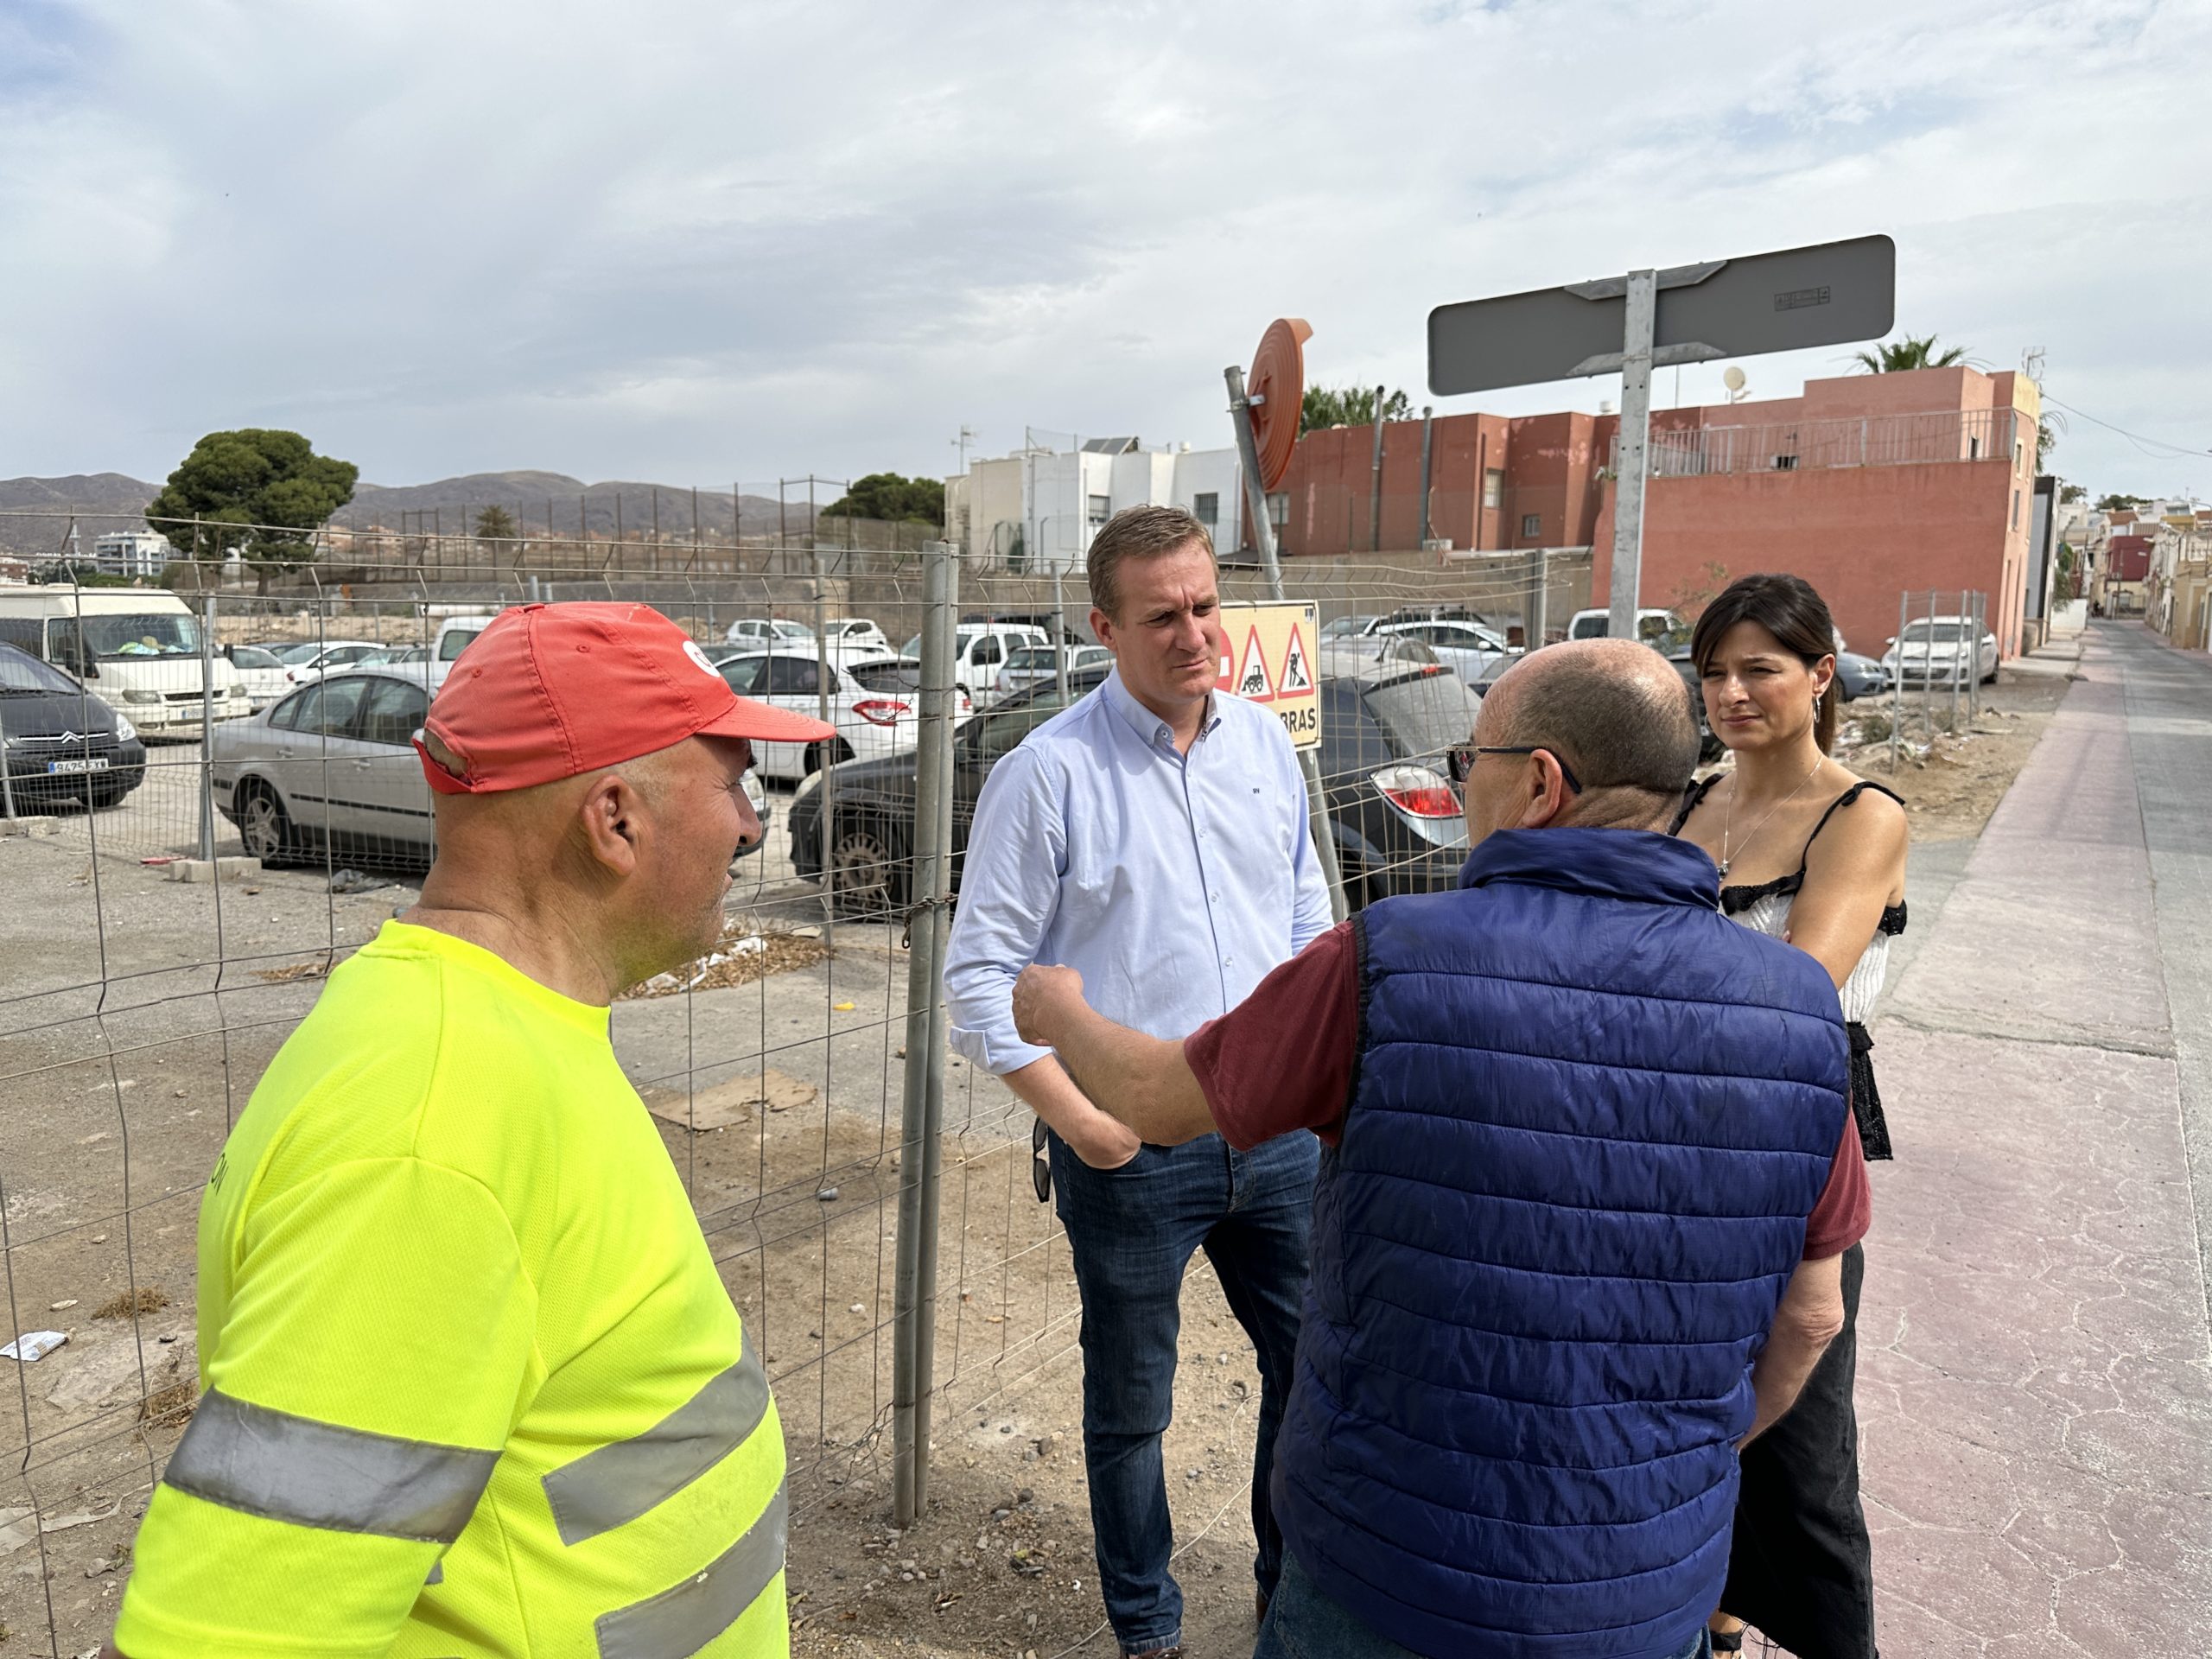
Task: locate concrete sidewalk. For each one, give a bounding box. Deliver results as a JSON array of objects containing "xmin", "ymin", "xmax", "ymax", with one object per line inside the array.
[{"xmin": 1862, "ymin": 622, "xmax": 2212, "ymax": 1656}]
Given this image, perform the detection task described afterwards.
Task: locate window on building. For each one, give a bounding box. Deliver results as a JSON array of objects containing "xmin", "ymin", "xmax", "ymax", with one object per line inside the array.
[
  {"xmin": 1483, "ymin": 469, "xmax": 1503, "ymax": 510},
  {"xmin": 1087, "ymin": 493, "xmax": 1110, "ymax": 530},
  {"xmin": 1520, "ymin": 512, "xmax": 1542, "ymax": 539},
  {"xmin": 1192, "ymin": 493, "xmax": 1218, "ymax": 528},
  {"xmin": 1969, "ymin": 435, "xmax": 1983, "ymax": 461},
  {"xmin": 2012, "ymin": 488, "xmax": 2021, "ymax": 529},
  {"xmin": 1268, "ymin": 493, "xmax": 1289, "ymax": 530}
]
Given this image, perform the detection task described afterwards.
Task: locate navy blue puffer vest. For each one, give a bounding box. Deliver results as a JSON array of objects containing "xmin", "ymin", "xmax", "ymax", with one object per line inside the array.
[{"xmin": 1273, "ymin": 828, "xmax": 1850, "ymax": 1659}]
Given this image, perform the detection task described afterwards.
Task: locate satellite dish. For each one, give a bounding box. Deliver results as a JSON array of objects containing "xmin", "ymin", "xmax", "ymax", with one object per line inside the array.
[
  {"xmin": 1723, "ymin": 366, "xmax": 1746, "ymax": 392},
  {"xmin": 1247, "ymin": 318, "xmax": 1313, "ymax": 493}
]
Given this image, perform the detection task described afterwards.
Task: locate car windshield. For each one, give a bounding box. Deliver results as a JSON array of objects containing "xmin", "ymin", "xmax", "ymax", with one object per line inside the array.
[
  {"xmin": 231, "ymin": 645, "xmax": 281, "ymax": 669},
  {"xmin": 0, "ymin": 645, "xmax": 81, "ymax": 696},
  {"xmin": 772, "ymin": 621, "xmax": 812, "ymax": 639},
  {"xmin": 1901, "ymin": 622, "xmax": 1966, "ymax": 643},
  {"xmin": 73, "ymin": 612, "xmax": 200, "ymax": 659},
  {"xmin": 1364, "ymin": 671, "xmax": 1482, "ymax": 759},
  {"xmin": 1006, "ymin": 647, "xmax": 1056, "ymax": 671},
  {"xmin": 276, "ymin": 642, "xmax": 327, "ymax": 665},
  {"xmin": 899, "ymin": 633, "xmax": 922, "ymax": 659},
  {"xmin": 1321, "ymin": 617, "xmax": 1372, "ymax": 640},
  {"xmin": 719, "ymin": 656, "xmax": 769, "ymax": 695}
]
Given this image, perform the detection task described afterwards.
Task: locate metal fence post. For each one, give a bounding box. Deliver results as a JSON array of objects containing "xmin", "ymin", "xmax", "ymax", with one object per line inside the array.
[
  {"xmin": 198, "ymin": 579, "xmax": 218, "ymax": 863},
  {"xmin": 1950, "ymin": 589, "xmax": 1963, "ymax": 734},
  {"xmin": 1969, "ymin": 590, "xmax": 1983, "ymax": 721},
  {"xmin": 893, "ymin": 539, "xmax": 957, "ymax": 1527},
  {"xmin": 1891, "ymin": 588, "xmax": 1905, "ymax": 772}
]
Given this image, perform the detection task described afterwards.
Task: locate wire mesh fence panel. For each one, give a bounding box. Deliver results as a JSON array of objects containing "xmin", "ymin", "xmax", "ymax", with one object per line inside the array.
[{"xmin": 0, "ymin": 534, "xmax": 1589, "ymax": 1653}]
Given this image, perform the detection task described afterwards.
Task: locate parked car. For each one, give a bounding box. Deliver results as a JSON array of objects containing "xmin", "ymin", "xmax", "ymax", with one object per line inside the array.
[
  {"xmin": 820, "ymin": 618, "xmax": 892, "ymax": 654},
  {"xmin": 275, "ymin": 639, "xmax": 386, "ymax": 687},
  {"xmin": 0, "ymin": 643, "xmax": 146, "ymax": 810},
  {"xmin": 1319, "ymin": 614, "xmax": 1381, "ymax": 645},
  {"xmin": 1880, "ymin": 617, "xmax": 1998, "ymax": 687},
  {"xmin": 426, "ymin": 613, "xmax": 498, "ymax": 687},
  {"xmin": 788, "ymin": 661, "xmax": 1484, "ymax": 916},
  {"xmin": 993, "ymin": 643, "xmax": 1112, "ymax": 703},
  {"xmin": 1567, "ymin": 607, "xmax": 1693, "ymax": 651},
  {"xmin": 715, "ymin": 647, "xmax": 972, "ymax": 783},
  {"xmin": 724, "ymin": 617, "xmax": 817, "ymax": 648},
  {"xmin": 223, "ymin": 644, "xmax": 296, "ymax": 711},
  {"xmin": 211, "ymin": 667, "xmax": 769, "ymax": 868},
  {"xmin": 1832, "ymin": 630, "xmax": 1890, "ymax": 701},
  {"xmin": 896, "ymin": 621, "xmax": 1052, "ymax": 703},
  {"xmin": 1370, "ymin": 617, "xmax": 1517, "ymax": 684}
]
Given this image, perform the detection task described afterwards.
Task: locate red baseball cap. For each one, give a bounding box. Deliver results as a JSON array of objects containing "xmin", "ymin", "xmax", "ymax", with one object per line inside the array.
[{"xmin": 416, "ymin": 602, "xmax": 836, "ymax": 795}]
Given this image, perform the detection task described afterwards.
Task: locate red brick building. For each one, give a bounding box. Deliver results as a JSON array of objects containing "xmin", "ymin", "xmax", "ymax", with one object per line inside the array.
[{"xmin": 1271, "ymin": 366, "xmax": 2044, "ymax": 658}]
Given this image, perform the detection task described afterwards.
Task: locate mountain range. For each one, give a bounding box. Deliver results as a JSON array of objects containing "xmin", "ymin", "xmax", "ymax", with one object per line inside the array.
[{"xmin": 0, "ymin": 471, "xmax": 819, "ymax": 563}]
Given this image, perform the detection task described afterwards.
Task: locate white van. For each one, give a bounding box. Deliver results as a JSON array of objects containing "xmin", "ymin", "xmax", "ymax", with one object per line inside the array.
[
  {"xmin": 0, "ymin": 588, "xmax": 249, "ymax": 736},
  {"xmin": 895, "ymin": 621, "xmax": 1051, "ymax": 703}
]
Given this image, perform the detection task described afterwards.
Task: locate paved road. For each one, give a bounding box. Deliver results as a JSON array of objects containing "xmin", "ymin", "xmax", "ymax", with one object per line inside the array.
[{"xmin": 1862, "ymin": 621, "xmax": 2212, "ymax": 1656}]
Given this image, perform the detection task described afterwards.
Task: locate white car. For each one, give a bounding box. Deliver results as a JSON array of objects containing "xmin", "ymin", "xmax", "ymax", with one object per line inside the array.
[
  {"xmin": 897, "ymin": 622, "xmax": 1052, "ymax": 703},
  {"xmin": 274, "ymin": 639, "xmax": 386, "ymax": 687},
  {"xmin": 1370, "ymin": 618, "xmax": 1516, "ymax": 684},
  {"xmin": 715, "ymin": 647, "xmax": 972, "ymax": 781},
  {"xmin": 820, "ymin": 618, "xmax": 891, "ymax": 654},
  {"xmin": 222, "ymin": 644, "xmax": 296, "ymax": 711},
  {"xmin": 994, "ymin": 643, "xmax": 1111, "ymax": 703},
  {"xmin": 1567, "ymin": 607, "xmax": 1692, "ymax": 650},
  {"xmin": 724, "ymin": 617, "xmax": 817, "ymax": 648},
  {"xmin": 1881, "ymin": 617, "xmax": 1999, "ymax": 687},
  {"xmin": 211, "ymin": 667, "xmax": 770, "ymax": 866}
]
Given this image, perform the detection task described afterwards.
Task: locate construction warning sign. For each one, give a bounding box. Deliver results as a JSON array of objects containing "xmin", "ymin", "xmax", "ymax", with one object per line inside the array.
[{"xmin": 1215, "ymin": 601, "xmax": 1321, "ymax": 749}]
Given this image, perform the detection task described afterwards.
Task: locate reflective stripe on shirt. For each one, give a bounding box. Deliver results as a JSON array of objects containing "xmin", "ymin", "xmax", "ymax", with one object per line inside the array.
[
  {"xmin": 163, "ymin": 1388, "xmax": 498, "ymax": 1544},
  {"xmin": 594, "ymin": 1480, "xmax": 788, "ymax": 1659},
  {"xmin": 543, "ymin": 1323, "xmax": 771, "ymax": 1546}
]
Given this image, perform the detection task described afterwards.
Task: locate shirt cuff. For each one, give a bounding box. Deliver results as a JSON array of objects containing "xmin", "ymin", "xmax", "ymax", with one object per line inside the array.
[{"xmin": 949, "ymin": 1022, "xmax": 1053, "ymax": 1077}]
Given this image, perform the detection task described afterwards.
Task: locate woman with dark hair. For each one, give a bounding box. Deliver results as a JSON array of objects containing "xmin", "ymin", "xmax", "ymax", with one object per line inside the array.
[{"xmin": 1672, "ymin": 571, "xmax": 1907, "ymax": 1659}]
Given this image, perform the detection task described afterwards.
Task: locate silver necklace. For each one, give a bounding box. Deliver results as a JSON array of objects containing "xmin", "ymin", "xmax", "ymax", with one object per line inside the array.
[{"xmin": 1719, "ymin": 756, "xmax": 1825, "ymax": 878}]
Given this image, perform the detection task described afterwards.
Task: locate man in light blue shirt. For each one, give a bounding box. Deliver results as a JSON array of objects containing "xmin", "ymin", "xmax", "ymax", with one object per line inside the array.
[{"xmin": 945, "ymin": 505, "xmax": 1332, "ymax": 1659}]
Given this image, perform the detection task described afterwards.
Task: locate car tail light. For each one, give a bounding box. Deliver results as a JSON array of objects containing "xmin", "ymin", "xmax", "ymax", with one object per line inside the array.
[
  {"xmin": 1373, "ymin": 764, "xmax": 1459, "ymax": 818},
  {"xmin": 960, "ymin": 690, "xmax": 973, "ymax": 713},
  {"xmin": 854, "ymin": 699, "xmax": 911, "ymax": 727}
]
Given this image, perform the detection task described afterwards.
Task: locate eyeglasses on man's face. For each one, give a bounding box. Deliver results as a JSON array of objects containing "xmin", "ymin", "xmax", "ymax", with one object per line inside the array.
[{"xmin": 1446, "ymin": 744, "xmax": 1584, "ymax": 795}]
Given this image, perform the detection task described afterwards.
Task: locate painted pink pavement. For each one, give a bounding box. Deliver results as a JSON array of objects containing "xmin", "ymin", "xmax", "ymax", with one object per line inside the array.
[{"xmin": 1859, "ymin": 626, "xmax": 2212, "ymax": 1656}]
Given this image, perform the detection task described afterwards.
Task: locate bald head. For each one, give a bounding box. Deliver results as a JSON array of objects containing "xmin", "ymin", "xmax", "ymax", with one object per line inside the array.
[{"xmin": 1476, "ymin": 639, "xmax": 1700, "ymax": 829}]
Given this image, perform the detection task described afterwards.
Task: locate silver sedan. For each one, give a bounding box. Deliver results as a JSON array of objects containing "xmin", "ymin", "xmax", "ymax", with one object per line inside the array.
[{"xmin": 209, "ymin": 668, "xmax": 768, "ymax": 868}]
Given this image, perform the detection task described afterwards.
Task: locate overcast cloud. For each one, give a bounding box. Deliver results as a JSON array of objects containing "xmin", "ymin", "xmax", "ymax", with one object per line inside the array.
[{"xmin": 2, "ymin": 0, "xmax": 2207, "ymax": 499}]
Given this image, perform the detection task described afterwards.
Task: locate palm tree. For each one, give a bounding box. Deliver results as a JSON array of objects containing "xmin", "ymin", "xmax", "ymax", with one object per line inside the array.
[{"xmin": 1852, "ymin": 334, "xmax": 1970, "ymax": 373}]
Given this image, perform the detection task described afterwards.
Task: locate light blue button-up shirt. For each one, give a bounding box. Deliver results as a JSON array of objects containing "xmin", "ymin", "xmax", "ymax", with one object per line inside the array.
[{"xmin": 945, "ymin": 668, "xmax": 1333, "ymax": 1076}]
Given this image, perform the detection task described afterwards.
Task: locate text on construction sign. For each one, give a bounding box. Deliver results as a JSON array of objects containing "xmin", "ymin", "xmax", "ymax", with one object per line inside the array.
[{"xmin": 1215, "ymin": 601, "xmax": 1320, "ymax": 750}]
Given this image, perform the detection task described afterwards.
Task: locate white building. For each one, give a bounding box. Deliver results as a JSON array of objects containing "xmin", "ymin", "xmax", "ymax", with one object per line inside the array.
[
  {"xmin": 92, "ymin": 530, "xmax": 173, "ymax": 579},
  {"xmin": 947, "ymin": 435, "xmax": 1243, "ymax": 573}
]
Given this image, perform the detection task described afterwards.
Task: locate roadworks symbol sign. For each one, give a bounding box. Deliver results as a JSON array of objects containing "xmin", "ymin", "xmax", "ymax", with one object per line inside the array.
[
  {"xmin": 1236, "ymin": 631, "xmax": 1274, "ymax": 701},
  {"xmin": 1215, "ymin": 601, "xmax": 1321, "ymax": 750}
]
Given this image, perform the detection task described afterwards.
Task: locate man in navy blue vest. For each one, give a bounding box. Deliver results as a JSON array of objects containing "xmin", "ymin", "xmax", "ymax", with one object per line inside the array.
[{"xmin": 1011, "ymin": 639, "xmax": 1866, "ymax": 1659}]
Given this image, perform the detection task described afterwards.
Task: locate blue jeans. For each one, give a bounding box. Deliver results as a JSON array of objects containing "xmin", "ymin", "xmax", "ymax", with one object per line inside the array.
[
  {"xmin": 1255, "ymin": 1551, "xmax": 1716, "ymax": 1659},
  {"xmin": 1049, "ymin": 1128, "xmax": 1317, "ymax": 1656}
]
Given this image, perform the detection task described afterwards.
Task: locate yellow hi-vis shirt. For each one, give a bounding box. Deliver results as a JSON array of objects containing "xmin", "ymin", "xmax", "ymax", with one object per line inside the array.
[{"xmin": 114, "ymin": 921, "xmax": 788, "ymax": 1658}]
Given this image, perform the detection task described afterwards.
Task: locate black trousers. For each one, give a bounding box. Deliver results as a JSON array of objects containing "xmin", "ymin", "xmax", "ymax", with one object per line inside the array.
[{"xmin": 1723, "ymin": 1243, "xmax": 1877, "ymax": 1659}]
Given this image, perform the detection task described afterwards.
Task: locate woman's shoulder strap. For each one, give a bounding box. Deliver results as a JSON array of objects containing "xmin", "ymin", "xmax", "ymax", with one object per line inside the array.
[
  {"xmin": 1669, "ymin": 772, "xmax": 1722, "ymax": 837},
  {"xmin": 1797, "ymin": 779, "xmax": 1906, "ymax": 869}
]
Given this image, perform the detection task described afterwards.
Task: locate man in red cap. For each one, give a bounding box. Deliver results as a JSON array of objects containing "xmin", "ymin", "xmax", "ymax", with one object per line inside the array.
[{"xmin": 112, "ymin": 604, "xmax": 833, "ymax": 1659}]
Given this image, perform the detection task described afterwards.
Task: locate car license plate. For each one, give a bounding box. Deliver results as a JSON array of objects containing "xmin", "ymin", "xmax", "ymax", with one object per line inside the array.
[{"xmin": 46, "ymin": 757, "xmax": 111, "ymax": 775}]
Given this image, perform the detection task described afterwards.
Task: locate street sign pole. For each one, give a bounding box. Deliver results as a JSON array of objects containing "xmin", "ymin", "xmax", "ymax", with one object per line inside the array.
[
  {"xmin": 1227, "ymin": 362, "xmax": 1348, "ymax": 923},
  {"xmin": 1609, "ymin": 268, "xmax": 1657, "ymax": 641}
]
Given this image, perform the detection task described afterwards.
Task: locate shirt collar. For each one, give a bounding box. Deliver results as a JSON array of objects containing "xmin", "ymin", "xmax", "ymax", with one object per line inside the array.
[
  {"xmin": 1459, "ymin": 827, "xmax": 1722, "ymax": 911},
  {"xmin": 1101, "ymin": 666, "xmax": 1222, "ymax": 752}
]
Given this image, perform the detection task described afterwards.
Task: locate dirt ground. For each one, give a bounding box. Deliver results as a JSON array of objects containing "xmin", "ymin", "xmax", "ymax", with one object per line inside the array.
[{"xmin": 0, "ymin": 653, "xmax": 2075, "ymax": 1658}]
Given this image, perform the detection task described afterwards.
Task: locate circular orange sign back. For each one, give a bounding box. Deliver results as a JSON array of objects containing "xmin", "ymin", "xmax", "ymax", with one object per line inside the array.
[{"xmin": 1249, "ymin": 318, "xmax": 1313, "ymax": 493}]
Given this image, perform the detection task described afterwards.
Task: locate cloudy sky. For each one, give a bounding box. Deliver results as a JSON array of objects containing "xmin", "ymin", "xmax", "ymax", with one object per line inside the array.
[{"xmin": 3, "ymin": 0, "xmax": 2207, "ymax": 499}]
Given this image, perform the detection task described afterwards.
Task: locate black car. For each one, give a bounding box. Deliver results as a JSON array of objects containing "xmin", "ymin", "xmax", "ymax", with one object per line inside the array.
[
  {"xmin": 788, "ymin": 664, "xmax": 1483, "ymax": 917},
  {"xmin": 0, "ymin": 643, "xmax": 147, "ymax": 811}
]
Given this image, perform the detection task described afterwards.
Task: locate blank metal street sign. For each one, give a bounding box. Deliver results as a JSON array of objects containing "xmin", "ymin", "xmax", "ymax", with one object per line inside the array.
[{"xmin": 1427, "ymin": 234, "xmax": 1896, "ymax": 396}]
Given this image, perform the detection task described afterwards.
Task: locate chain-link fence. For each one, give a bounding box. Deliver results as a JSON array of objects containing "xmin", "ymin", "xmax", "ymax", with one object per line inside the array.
[{"xmin": 0, "ymin": 529, "xmax": 1588, "ymax": 1653}]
